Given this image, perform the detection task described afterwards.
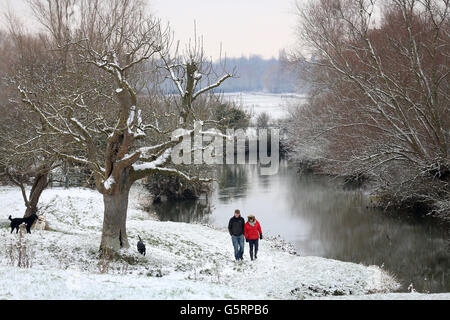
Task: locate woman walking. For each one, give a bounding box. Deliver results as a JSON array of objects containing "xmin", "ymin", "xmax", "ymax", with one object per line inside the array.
[{"xmin": 244, "ymin": 214, "xmax": 263, "ymax": 261}]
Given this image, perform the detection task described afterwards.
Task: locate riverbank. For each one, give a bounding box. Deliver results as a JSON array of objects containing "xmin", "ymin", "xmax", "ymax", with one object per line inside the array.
[
  {"xmin": 0, "ymin": 185, "xmax": 413, "ymax": 299},
  {"xmin": 288, "ymin": 157, "xmax": 450, "ymax": 224}
]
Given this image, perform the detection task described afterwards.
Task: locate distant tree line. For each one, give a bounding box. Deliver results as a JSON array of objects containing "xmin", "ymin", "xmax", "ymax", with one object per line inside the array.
[{"xmin": 160, "ymin": 50, "xmax": 308, "ymax": 94}]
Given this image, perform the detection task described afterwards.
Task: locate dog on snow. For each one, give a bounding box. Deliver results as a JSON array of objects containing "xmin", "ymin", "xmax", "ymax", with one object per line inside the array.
[
  {"xmin": 8, "ymin": 213, "xmax": 39, "ymax": 234},
  {"xmin": 137, "ymin": 235, "xmax": 146, "ymax": 256}
]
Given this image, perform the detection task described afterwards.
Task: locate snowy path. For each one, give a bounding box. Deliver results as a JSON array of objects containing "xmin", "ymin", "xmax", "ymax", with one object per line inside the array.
[{"xmin": 0, "ymin": 185, "xmax": 447, "ymax": 300}]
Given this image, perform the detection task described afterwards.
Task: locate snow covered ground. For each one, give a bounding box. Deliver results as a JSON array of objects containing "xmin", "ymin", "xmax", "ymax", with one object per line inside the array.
[{"xmin": 0, "ymin": 185, "xmax": 448, "ymax": 300}]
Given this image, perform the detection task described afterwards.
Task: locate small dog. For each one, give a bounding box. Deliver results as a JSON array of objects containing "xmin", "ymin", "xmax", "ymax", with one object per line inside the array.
[
  {"xmin": 34, "ymin": 215, "xmax": 47, "ymax": 231},
  {"xmin": 8, "ymin": 213, "xmax": 39, "ymax": 234},
  {"xmin": 137, "ymin": 235, "xmax": 146, "ymax": 256}
]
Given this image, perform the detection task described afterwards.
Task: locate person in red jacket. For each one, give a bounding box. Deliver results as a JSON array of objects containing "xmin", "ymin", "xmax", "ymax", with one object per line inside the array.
[{"xmin": 244, "ymin": 214, "xmax": 263, "ymax": 261}]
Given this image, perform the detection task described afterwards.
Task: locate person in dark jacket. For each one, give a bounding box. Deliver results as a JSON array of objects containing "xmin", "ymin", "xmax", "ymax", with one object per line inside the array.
[
  {"xmin": 228, "ymin": 209, "xmax": 245, "ymax": 261},
  {"xmin": 244, "ymin": 214, "xmax": 263, "ymax": 260}
]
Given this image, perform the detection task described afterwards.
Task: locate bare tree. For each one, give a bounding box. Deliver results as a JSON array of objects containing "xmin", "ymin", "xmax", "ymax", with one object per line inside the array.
[
  {"xmin": 0, "ymin": 22, "xmax": 60, "ymax": 218},
  {"xmin": 289, "ymin": 0, "xmax": 449, "ymax": 216},
  {"xmin": 159, "ymin": 26, "xmax": 234, "ymax": 127},
  {"xmin": 11, "ymin": 0, "xmax": 233, "ymax": 252}
]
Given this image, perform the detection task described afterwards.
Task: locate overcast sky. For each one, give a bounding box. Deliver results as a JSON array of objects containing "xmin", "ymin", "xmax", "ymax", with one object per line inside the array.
[{"xmin": 0, "ymin": 0, "xmax": 302, "ymax": 59}]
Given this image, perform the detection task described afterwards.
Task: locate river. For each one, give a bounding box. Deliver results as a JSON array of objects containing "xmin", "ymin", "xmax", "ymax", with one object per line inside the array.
[{"xmin": 151, "ymin": 92, "xmax": 450, "ymax": 293}]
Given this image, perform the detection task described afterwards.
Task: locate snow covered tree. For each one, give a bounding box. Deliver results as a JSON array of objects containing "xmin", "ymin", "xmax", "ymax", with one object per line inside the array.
[
  {"xmin": 0, "ymin": 25, "xmax": 60, "ymax": 218},
  {"xmin": 290, "ymin": 0, "xmax": 449, "ymax": 216},
  {"xmin": 12, "ymin": 0, "xmax": 233, "ymax": 252},
  {"xmin": 159, "ymin": 28, "xmax": 233, "ymax": 127}
]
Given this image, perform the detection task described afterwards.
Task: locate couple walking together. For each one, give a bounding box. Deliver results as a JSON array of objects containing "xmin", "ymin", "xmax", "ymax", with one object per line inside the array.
[{"xmin": 228, "ymin": 209, "xmax": 263, "ymax": 261}]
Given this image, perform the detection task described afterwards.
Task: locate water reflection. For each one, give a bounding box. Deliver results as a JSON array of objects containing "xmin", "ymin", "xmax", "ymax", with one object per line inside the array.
[
  {"xmin": 151, "ymin": 160, "xmax": 450, "ymax": 293},
  {"xmin": 215, "ymin": 164, "xmax": 250, "ymax": 201},
  {"xmin": 153, "ymin": 198, "xmax": 212, "ymax": 223}
]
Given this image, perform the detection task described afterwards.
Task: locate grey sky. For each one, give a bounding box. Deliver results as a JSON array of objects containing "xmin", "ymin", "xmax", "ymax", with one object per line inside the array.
[
  {"xmin": 1, "ymin": 0, "xmax": 301, "ymax": 59},
  {"xmin": 151, "ymin": 0, "xmax": 299, "ymax": 59}
]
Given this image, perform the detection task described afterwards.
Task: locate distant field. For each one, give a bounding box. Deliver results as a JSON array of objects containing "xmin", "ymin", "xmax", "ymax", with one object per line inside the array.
[{"xmin": 222, "ymin": 92, "xmax": 307, "ymax": 120}]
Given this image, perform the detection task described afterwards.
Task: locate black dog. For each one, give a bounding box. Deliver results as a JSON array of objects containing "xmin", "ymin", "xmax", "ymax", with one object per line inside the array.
[
  {"xmin": 8, "ymin": 214, "xmax": 39, "ymax": 234},
  {"xmin": 137, "ymin": 235, "xmax": 146, "ymax": 256}
]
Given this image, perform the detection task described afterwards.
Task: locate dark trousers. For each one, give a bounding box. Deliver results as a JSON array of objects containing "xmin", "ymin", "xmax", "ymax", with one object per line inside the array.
[
  {"xmin": 231, "ymin": 235, "xmax": 245, "ymax": 260},
  {"xmin": 249, "ymin": 239, "xmax": 259, "ymax": 258}
]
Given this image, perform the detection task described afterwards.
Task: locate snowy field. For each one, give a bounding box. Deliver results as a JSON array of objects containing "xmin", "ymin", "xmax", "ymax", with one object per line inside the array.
[
  {"xmin": 222, "ymin": 92, "xmax": 306, "ymax": 120},
  {"xmin": 0, "ymin": 185, "xmax": 448, "ymax": 300}
]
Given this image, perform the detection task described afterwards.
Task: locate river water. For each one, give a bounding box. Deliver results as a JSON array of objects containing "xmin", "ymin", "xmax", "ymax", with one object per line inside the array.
[{"xmin": 152, "ymin": 93, "xmax": 450, "ymax": 293}]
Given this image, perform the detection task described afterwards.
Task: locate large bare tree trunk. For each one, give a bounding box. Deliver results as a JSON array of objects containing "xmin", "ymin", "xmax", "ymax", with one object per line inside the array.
[
  {"xmin": 100, "ymin": 170, "xmax": 131, "ymax": 252},
  {"xmin": 24, "ymin": 171, "xmax": 48, "ymax": 218}
]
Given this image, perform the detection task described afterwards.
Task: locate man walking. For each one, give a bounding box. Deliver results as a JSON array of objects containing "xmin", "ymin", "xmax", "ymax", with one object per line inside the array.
[{"xmin": 228, "ymin": 209, "xmax": 245, "ymax": 261}]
